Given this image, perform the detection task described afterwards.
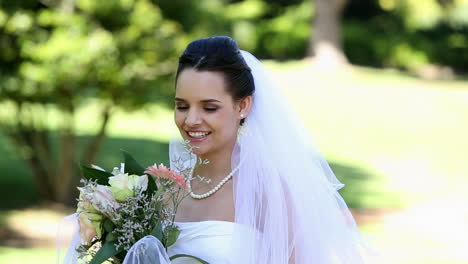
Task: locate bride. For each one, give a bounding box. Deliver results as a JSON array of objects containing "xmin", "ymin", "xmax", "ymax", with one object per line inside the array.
[
  {"xmin": 163, "ymin": 36, "xmax": 367, "ymax": 263},
  {"xmin": 60, "ymin": 36, "xmax": 367, "ymax": 264}
]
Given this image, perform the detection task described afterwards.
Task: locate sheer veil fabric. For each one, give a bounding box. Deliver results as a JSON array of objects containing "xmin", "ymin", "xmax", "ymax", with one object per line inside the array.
[{"xmin": 171, "ymin": 50, "xmax": 367, "ymax": 263}]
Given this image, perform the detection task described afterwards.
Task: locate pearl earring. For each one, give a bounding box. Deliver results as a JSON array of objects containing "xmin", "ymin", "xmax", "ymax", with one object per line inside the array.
[{"xmin": 237, "ymin": 118, "xmax": 247, "ymax": 143}]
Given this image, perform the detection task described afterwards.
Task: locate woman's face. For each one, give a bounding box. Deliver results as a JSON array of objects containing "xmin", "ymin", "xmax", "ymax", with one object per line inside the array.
[{"xmin": 174, "ymin": 69, "xmax": 247, "ymax": 157}]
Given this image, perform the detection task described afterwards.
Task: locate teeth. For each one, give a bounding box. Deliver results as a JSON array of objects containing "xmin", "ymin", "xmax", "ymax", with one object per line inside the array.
[{"xmin": 188, "ymin": 131, "xmax": 210, "ymax": 138}]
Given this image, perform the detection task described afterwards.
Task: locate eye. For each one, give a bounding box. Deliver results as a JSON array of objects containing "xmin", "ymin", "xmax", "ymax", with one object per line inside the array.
[
  {"xmin": 204, "ymin": 107, "xmax": 218, "ymax": 112},
  {"xmin": 176, "ymin": 106, "xmax": 189, "ymax": 111}
]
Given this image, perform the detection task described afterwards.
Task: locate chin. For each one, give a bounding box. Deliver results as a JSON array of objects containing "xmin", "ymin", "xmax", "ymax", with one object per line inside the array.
[
  {"xmin": 190, "ymin": 147, "xmax": 204, "ymax": 156},
  {"xmin": 185, "ymin": 140, "xmax": 209, "ymax": 156}
]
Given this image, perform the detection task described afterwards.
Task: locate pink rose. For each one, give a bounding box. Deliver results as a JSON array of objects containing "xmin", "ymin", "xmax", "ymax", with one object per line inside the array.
[
  {"xmin": 78, "ymin": 212, "xmax": 97, "ymax": 244},
  {"xmin": 91, "ymin": 185, "xmax": 120, "ymax": 218},
  {"xmin": 77, "ymin": 200, "xmax": 95, "ymax": 213}
]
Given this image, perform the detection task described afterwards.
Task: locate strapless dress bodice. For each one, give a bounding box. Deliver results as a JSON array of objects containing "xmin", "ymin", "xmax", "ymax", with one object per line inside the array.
[{"xmin": 167, "ymin": 221, "xmax": 239, "ymax": 264}]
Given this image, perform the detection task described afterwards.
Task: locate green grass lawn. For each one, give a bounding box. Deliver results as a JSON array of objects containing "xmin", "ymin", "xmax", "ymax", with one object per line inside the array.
[
  {"xmin": 265, "ymin": 61, "xmax": 468, "ymax": 208},
  {"xmin": 0, "ymin": 247, "xmax": 57, "ymax": 264}
]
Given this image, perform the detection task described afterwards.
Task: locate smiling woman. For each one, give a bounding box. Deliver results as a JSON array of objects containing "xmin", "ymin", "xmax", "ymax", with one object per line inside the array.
[
  {"xmin": 162, "ymin": 36, "xmax": 369, "ymax": 264},
  {"xmin": 174, "ymin": 69, "xmax": 251, "ymax": 160}
]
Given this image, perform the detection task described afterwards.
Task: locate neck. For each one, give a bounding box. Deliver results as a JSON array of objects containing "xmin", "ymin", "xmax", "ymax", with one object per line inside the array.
[{"xmin": 195, "ymin": 143, "xmax": 235, "ymax": 182}]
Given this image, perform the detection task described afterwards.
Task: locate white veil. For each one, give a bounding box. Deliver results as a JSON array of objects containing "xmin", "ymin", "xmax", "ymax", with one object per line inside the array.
[
  {"xmin": 169, "ymin": 50, "xmax": 367, "ymax": 263},
  {"xmin": 229, "ymin": 50, "xmax": 366, "ymax": 263}
]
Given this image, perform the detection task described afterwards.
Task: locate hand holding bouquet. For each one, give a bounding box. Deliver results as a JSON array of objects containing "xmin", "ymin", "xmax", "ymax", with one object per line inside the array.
[{"xmin": 74, "ymin": 142, "xmax": 207, "ymax": 264}]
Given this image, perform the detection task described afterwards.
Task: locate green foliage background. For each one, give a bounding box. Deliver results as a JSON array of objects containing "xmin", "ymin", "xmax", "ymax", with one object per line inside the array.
[
  {"xmin": 343, "ymin": 0, "xmax": 468, "ymax": 70},
  {"xmin": 155, "ymin": 0, "xmax": 468, "ymax": 70},
  {"xmin": 0, "ymin": 0, "xmax": 467, "ymax": 207}
]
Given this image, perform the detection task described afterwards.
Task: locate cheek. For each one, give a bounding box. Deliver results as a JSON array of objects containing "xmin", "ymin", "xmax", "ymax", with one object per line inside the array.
[
  {"xmin": 174, "ymin": 112, "xmax": 184, "ymax": 129},
  {"xmin": 213, "ymin": 113, "xmax": 237, "ymax": 135}
]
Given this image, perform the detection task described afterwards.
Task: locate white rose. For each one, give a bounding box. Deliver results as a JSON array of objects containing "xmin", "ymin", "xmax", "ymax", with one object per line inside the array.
[
  {"xmin": 130, "ymin": 174, "xmax": 148, "ymax": 193},
  {"xmin": 108, "ymin": 173, "xmax": 134, "ymax": 202}
]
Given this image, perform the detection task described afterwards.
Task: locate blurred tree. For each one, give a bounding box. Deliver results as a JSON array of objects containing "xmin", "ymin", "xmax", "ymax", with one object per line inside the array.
[
  {"xmin": 156, "ymin": 0, "xmax": 312, "ymax": 60},
  {"xmin": 156, "ymin": 0, "xmax": 468, "ymax": 70},
  {"xmin": 343, "ymin": 0, "xmax": 468, "ymax": 72},
  {"xmin": 253, "ymin": 0, "xmax": 312, "ymax": 59},
  {"xmin": 0, "ymin": 0, "xmax": 185, "ymax": 203},
  {"xmin": 309, "ymin": 0, "xmax": 349, "ymax": 68}
]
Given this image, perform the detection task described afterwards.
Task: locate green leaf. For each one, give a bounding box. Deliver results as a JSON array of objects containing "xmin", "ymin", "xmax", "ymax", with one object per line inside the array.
[
  {"xmin": 105, "ymin": 232, "xmax": 116, "ymax": 243},
  {"xmin": 145, "ymin": 173, "xmax": 157, "ymax": 195},
  {"xmin": 90, "ymin": 242, "xmax": 121, "ymax": 264},
  {"xmin": 169, "ymin": 254, "xmax": 209, "ymax": 264},
  {"xmin": 103, "ymin": 219, "xmax": 115, "ymax": 233},
  {"xmin": 80, "ymin": 165, "xmax": 113, "ymax": 185},
  {"xmin": 121, "ymin": 150, "xmax": 145, "ymax": 175},
  {"xmin": 164, "ymin": 226, "xmax": 181, "ymax": 248},
  {"xmin": 121, "ymin": 150, "xmax": 157, "ymax": 194},
  {"xmin": 150, "ymin": 221, "xmax": 163, "ymax": 241}
]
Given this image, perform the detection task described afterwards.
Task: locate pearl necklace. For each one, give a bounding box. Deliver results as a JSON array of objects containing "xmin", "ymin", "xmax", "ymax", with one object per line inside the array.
[{"xmin": 188, "ymin": 163, "xmax": 241, "ymax": 199}]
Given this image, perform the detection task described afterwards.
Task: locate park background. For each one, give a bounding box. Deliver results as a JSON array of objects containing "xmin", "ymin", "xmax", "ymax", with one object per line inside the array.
[{"xmin": 0, "ymin": 0, "xmax": 467, "ymax": 263}]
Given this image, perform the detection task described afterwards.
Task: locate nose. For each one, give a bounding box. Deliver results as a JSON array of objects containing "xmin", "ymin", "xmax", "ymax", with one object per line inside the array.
[{"xmin": 185, "ymin": 108, "xmax": 202, "ymax": 127}]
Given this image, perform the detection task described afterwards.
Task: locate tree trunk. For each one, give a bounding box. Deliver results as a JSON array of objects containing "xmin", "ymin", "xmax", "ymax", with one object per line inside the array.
[
  {"xmin": 6, "ymin": 126, "xmax": 56, "ymax": 201},
  {"xmin": 82, "ymin": 104, "xmax": 113, "ymax": 166},
  {"xmin": 309, "ymin": 0, "xmax": 349, "ymax": 68},
  {"xmin": 55, "ymin": 128, "xmax": 76, "ymax": 203},
  {"xmin": 2, "ymin": 99, "xmax": 113, "ymax": 204},
  {"xmin": 6, "ymin": 102, "xmax": 57, "ymax": 201},
  {"xmin": 54, "ymin": 94, "xmax": 77, "ymax": 203},
  {"xmin": 25, "ymin": 154, "xmax": 56, "ymax": 201}
]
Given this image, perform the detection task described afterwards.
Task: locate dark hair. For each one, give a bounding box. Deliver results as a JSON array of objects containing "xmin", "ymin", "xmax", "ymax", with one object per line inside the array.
[{"xmin": 176, "ymin": 36, "xmax": 255, "ymax": 124}]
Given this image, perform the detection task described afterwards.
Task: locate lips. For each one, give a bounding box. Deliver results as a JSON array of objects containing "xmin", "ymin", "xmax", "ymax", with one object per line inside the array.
[{"xmin": 186, "ymin": 130, "xmax": 211, "ymax": 142}]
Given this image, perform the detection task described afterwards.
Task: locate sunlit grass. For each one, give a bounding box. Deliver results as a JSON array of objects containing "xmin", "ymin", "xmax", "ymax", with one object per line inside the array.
[
  {"xmin": 264, "ymin": 60, "xmax": 468, "ymax": 208},
  {"xmin": 0, "ymin": 247, "xmax": 57, "ymax": 264}
]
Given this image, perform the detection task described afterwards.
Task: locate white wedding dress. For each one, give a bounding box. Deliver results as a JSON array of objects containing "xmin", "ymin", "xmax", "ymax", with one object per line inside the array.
[
  {"xmin": 59, "ymin": 216, "xmax": 247, "ymax": 264},
  {"xmin": 167, "ymin": 221, "xmax": 238, "ymax": 264}
]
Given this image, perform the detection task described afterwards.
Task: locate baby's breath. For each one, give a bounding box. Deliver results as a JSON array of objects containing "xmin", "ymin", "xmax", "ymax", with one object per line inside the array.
[{"xmin": 112, "ymin": 192, "xmax": 169, "ymax": 252}]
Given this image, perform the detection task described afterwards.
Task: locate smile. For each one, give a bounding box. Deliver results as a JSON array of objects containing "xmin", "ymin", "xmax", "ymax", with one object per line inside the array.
[{"xmin": 186, "ymin": 131, "xmax": 212, "ymax": 141}]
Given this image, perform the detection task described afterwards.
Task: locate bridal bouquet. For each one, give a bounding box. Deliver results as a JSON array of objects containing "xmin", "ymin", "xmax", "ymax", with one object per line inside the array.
[{"xmin": 74, "ymin": 142, "xmax": 208, "ymax": 264}]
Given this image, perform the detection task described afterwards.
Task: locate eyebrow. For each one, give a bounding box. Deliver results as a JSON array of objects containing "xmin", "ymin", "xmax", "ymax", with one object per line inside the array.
[{"xmin": 174, "ymin": 97, "xmax": 222, "ymax": 103}]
